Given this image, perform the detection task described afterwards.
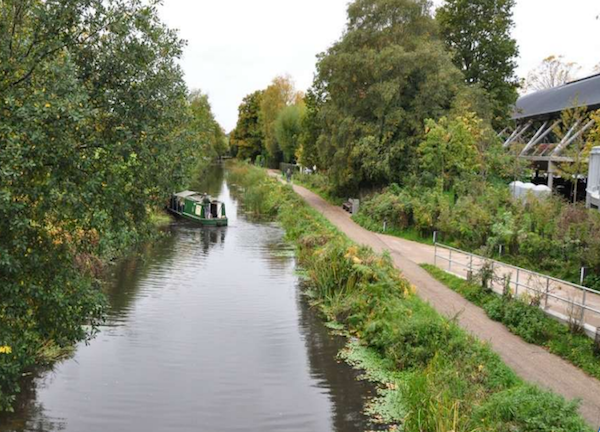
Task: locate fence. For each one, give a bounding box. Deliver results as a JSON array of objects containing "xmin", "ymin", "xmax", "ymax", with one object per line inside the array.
[{"xmin": 434, "ymin": 242, "xmax": 600, "ymax": 336}]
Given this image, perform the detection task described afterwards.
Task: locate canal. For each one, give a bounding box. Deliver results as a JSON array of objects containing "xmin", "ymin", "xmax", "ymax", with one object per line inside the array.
[{"xmin": 1, "ymin": 166, "xmax": 375, "ymax": 432}]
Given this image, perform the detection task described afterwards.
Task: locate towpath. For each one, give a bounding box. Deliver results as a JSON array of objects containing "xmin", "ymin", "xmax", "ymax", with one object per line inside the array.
[{"xmin": 269, "ymin": 171, "xmax": 600, "ymax": 428}]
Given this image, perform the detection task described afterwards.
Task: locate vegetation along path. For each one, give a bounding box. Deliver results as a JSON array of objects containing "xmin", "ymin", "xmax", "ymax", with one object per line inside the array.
[{"xmin": 268, "ymin": 170, "xmax": 600, "ymax": 428}]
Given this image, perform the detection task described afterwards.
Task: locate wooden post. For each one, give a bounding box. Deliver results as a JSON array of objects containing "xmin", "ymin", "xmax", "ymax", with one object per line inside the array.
[
  {"xmin": 449, "ymin": 249, "xmax": 452, "ymax": 272},
  {"xmin": 544, "ymin": 278, "xmax": 550, "ymax": 309},
  {"xmin": 515, "ymin": 268, "xmax": 520, "ymax": 297}
]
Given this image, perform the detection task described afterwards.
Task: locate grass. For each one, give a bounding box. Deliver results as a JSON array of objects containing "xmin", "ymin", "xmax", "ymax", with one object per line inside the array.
[
  {"xmin": 148, "ymin": 208, "xmax": 173, "ymax": 227},
  {"xmin": 292, "ymin": 172, "xmax": 345, "ymax": 205},
  {"xmin": 229, "ymin": 161, "xmax": 592, "ymax": 432},
  {"xmin": 422, "ymin": 263, "xmax": 600, "ymax": 382},
  {"xmin": 352, "ymin": 213, "xmax": 435, "ymax": 245}
]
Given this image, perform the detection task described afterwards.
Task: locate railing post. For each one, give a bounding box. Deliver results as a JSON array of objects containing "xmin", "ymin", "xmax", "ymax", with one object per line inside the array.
[
  {"xmin": 581, "ymin": 289, "xmax": 587, "ymax": 323},
  {"xmin": 515, "ymin": 268, "xmax": 520, "ymax": 297},
  {"xmin": 448, "ymin": 249, "xmax": 452, "ymax": 272},
  {"xmin": 544, "ymin": 278, "xmax": 550, "ymax": 309}
]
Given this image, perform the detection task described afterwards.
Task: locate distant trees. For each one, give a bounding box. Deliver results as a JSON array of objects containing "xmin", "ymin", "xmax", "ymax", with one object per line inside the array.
[
  {"xmin": 230, "ymin": 91, "xmax": 265, "ymax": 160},
  {"xmin": 189, "ymin": 90, "xmax": 229, "ymax": 160},
  {"xmin": 275, "ymin": 102, "xmax": 306, "ymax": 163},
  {"xmin": 231, "ymin": 76, "xmax": 303, "ymax": 165},
  {"xmin": 524, "ymin": 55, "xmax": 581, "ymax": 92},
  {"xmin": 437, "ymin": 0, "xmax": 519, "ymax": 125}
]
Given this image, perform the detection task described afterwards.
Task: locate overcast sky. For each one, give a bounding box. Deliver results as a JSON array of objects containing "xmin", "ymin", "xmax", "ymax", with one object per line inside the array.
[{"xmin": 158, "ymin": 0, "xmax": 600, "ymax": 132}]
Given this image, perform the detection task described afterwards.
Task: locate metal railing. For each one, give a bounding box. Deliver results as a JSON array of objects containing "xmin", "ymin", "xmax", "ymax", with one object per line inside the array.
[{"xmin": 434, "ymin": 242, "xmax": 600, "ymax": 333}]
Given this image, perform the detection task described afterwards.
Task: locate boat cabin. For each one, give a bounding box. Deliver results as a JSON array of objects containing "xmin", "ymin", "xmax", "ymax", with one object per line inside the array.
[{"xmin": 168, "ymin": 191, "xmax": 228, "ymax": 226}]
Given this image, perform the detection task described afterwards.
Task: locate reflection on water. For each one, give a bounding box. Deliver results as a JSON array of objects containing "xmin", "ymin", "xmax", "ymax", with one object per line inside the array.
[{"xmin": 0, "ymin": 165, "xmax": 375, "ymax": 432}]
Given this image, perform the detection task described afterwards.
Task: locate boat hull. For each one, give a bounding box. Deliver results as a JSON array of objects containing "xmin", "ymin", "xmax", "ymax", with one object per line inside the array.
[{"xmin": 167, "ymin": 208, "xmax": 228, "ymax": 226}]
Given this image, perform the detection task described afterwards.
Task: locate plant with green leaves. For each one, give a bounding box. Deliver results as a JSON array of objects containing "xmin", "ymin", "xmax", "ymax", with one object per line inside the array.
[
  {"xmin": 309, "ymin": 0, "xmax": 465, "ymax": 193},
  {"xmin": 275, "ymin": 101, "xmax": 306, "ymax": 163},
  {"xmin": 437, "ymin": 0, "xmax": 519, "ymax": 125}
]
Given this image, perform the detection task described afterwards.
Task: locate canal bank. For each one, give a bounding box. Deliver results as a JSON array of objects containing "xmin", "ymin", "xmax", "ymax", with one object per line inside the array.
[
  {"xmin": 0, "ymin": 165, "xmax": 377, "ymax": 432},
  {"xmin": 229, "ymin": 163, "xmax": 590, "ymax": 431}
]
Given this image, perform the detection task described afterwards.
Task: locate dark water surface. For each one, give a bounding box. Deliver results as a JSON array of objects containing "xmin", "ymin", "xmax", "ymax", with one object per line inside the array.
[{"xmin": 1, "ymin": 166, "xmax": 375, "ymax": 432}]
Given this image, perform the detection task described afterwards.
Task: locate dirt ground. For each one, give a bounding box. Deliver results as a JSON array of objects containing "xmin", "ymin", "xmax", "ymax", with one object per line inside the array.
[{"xmin": 271, "ymin": 172, "xmax": 600, "ymax": 428}]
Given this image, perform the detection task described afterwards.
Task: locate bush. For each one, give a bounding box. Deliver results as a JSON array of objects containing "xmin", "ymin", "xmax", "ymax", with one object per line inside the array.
[{"xmin": 473, "ymin": 385, "xmax": 589, "ymax": 431}]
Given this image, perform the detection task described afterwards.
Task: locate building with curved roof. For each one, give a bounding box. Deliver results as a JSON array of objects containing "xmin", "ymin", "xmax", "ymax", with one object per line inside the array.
[{"xmin": 500, "ymin": 73, "xmax": 599, "ymax": 193}]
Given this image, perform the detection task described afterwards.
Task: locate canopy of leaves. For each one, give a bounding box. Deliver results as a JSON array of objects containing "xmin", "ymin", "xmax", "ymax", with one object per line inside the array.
[
  {"xmin": 275, "ymin": 102, "xmax": 306, "ymax": 163},
  {"xmin": 418, "ymin": 113, "xmax": 488, "ymax": 190},
  {"xmin": 437, "ymin": 0, "xmax": 519, "ymax": 125},
  {"xmin": 0, "ymin": 0, "xmax": 216, "ymax": 410},
  {"xmin": 310, "ymin": 0, "xmax": 465, "ymax": 192},
  {"xmin": 260, "ymin": 75, "xmax": 298, "ymax": 164},
  {"xmin": 189, "ymin": 90, "xmax": 229, "ymax": 159},
  {"xmin": 230, "ymin": 90, "xmax": 264, "ymax": 160}
]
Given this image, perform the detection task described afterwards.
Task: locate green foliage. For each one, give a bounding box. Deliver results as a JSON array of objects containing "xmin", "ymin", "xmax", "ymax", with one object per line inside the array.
[
  {"xmin": 230, "ymin": 164, "xmax": 589, "ymax": 431},
  {"xmin": 260, "ymin": 75, "xmax": 298, "ymax": 165},
  {"xmin": 0, "ymin": 0, "xmax": 214, "ymax": 411},
  {"xmin": 274, "ymin": 102, "xmax": 306, "ymax": 163},
  {"xmin": 309, "ymin": 0, "xmax": 465, "ymax": 192},
  {"xmin": 188, "ymin": 90, "xmax": 229, "ymax": 160},
  {"xmin": 418, "ymin": 114, "xmax": 482, "ymax": 190},
  {"xmin": 297, "ymin": 88, "xmax": 324, "ymax": 169},
  {"xmin": 423, "ymin": 264, "xmax": 600, "ymax": 381},
  {"xmin": 356, "ymin": 177, "xmax": 600, "ymax": 281},
  {"xmin": 230, "ymin": 90, "xmax": 265, "ymax": 161},
  {"xmin": 437, "ymin": 0, "xmax": 519, "ymax": 125},
  {"xmin": 473, "ymin": 385, "xmax": 590, "ymax": 432}
]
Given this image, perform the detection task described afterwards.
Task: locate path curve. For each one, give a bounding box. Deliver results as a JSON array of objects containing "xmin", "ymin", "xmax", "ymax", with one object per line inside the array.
[{"xmin": 271, "ymin": 172, "xmax": 600, "ymax": 428}]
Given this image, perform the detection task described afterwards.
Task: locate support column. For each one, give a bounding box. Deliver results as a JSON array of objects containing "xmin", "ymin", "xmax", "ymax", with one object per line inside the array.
[{"xmin": 547, "ymin": 161, "xmax": 555, "ymax": 190}]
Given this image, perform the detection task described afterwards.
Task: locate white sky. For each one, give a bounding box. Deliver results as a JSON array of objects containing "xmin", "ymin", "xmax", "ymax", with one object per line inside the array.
[{"xmin": 159, "ymin": 0, "xmax": 600, "ymax": 132}]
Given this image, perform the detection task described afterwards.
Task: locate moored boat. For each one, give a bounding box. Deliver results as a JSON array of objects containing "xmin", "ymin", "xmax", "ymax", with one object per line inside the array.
[{"xmin": 167, "ymin": 191, "xmax": 228, "ymax": 226}]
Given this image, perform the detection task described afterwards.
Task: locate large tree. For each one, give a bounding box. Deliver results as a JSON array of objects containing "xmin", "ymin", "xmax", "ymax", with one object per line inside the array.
[
  {"xmin": 230, "ymin": 90, "xmax": 264, "ymax": 160},
  {"xmin": 260, "ymin": 75, "xmax": 297, "ymax": 164},
  {"xmin": 437, "ymin": 0, "xmax": 519, "ymax": 125},
  {"xmin": 275, "ymin": 101, "xmax": 306, "ymax": 163},
  {"xmin": 311, "ymin": 0, "xmax": 464, "ymax": 192}
]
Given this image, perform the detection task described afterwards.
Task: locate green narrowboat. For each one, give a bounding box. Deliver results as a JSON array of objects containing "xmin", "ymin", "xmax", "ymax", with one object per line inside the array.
[{"xmin": 167, "ymin": 191, "xmax": 228, "ymax": 226}]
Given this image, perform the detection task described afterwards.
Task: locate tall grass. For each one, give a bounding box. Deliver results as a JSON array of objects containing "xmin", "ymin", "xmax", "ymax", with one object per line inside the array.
[{"xmin": 229, "ymin": 162, "xmax": 591, "ymax": 431}]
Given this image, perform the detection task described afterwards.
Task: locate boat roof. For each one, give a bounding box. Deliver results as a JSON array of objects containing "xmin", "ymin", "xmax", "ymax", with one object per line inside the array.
[
  {"xmin": 173, "ymin": 191, "xmax": 222, "ymax": 203},
  {"xmin": 174, "ymin": 190, "xmax": 199, "ymax": 198}
]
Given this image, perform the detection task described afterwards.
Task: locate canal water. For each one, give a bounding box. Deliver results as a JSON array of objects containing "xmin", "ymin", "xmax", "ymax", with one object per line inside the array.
[{"xmin": 1, "ymin": 166, "xmax": 375, "ymax": 432}]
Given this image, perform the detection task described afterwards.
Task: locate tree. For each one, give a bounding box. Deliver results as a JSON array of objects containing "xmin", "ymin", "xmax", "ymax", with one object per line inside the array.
[
  {"xmin": 554, "ymin": 106, "xmax": 594, "ymax": 202},
  {"xmin": 230, "ymin": 90, "xmax": 264, "ymax": 160},
  {"xmin": 0, "ymin": 0, "xmax": 207, "ymax": 411},
  {"xmin": 418, "ymin": 114, "xmax": 483, "ymax": 191},
  {"xmin": 311, "ymin": 0, "xmax": 464, "ymax": 192},
  {"xmin": 275, "ymin": 101, "xmax": 306, "ymax": 163},
  {"xmin": 437, "ymin": 0, "xmax": 519, "ymax": 125},
  {"xmin": 260, "ymin": 75, "xmax": 298, "ymax": 164},
  {"xmin": 524, "ymin": 55, "xmax": 581, "ymax": 92},
  {"xmin": 298, "ymin": 88, "xmax": 325, "ymax": 169},
  {"xmin": 188, "ymin": 90, "xmax": 228, "ymax": 160}
]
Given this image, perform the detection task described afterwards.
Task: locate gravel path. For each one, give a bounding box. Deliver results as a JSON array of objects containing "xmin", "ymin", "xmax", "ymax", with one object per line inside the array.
[{"xmin": 272, "ymin": 173, "xmax": 600, "ymax": 428}]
